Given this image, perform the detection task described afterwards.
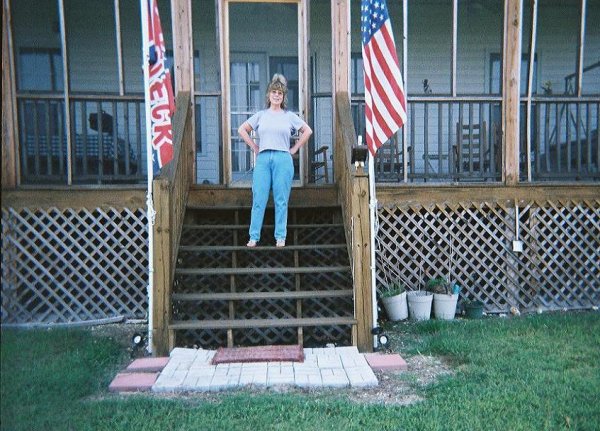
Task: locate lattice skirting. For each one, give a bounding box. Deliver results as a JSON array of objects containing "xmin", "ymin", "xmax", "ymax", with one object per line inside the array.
[
  {"xmin": 1, "ymin": 207, "xmax": 148, "ymax": 325},
  {"xmin": 375, "ymin": 199, "xmax": 600, "ymax": 313},
  {"xmin": 3, "ymin": 199, "xmax": 598, "ymax": 327}
]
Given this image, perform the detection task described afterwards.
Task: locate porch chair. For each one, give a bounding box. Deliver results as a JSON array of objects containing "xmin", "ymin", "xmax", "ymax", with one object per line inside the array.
[
  {"xmin": 289, "ymin": 129, "xmax": 330, "ymax": 184},
  {"xmin": 454, "ymin": 121, "xmax": 487, "ymax": 175},
  {"xmin": 375, "ymin": 133, "xmax": 410, "ymax": 182},
  {"xmin": 310, "ymin": 144, "xmax": 329, "ymax": 183}
]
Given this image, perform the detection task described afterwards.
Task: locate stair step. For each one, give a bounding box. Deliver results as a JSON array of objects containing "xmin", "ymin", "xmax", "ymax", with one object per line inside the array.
[
  {"xmin": 175, "ymin": 266, "xmax": 351, "ymax": 276},
  {"xmin": 170, "ymin": 317, "xmax": 357, "ymax": 330},
  {"xmin": 173, "ymin": 289, "xmax": 353, "ymax": 302},
  {"xmin": 182, "ymin": 223, "xmax": 344, "ymax": 230},
  {"xmin": 179, "ymin": 244, "xmax": 347, "ymax": 252},
  {"xmin": 186, "ymin": 203, "xmax": 340, "ymax": 210}
]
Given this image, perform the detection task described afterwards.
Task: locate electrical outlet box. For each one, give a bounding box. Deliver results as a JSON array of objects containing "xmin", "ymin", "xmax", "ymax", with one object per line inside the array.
[{"xmin": 512, "ymin": 240, "xmax": 523, "ymax": 253}]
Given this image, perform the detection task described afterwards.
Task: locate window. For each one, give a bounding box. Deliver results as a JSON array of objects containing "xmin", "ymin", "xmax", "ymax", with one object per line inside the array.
[
  {"xmin": 351, "ymin": 53, "xmax": 364, "ymax": 96},
  {"xmin": 165, "ymin": 49, "xmax": 201, "ymax": 92},
  {"xmin": 166, "ymin": 49, "xmax": 202, "ymax": 151},
  {"xmin": 489, "ymin": 53, "xmax": 538, "ymax": 95},
  {"xmin": 269, "ymin": 57, "xmax": 299, "ymax": 112},
  {"xmin": 18, "ymin": 48, "xmax": 63, "ymax": 92}
]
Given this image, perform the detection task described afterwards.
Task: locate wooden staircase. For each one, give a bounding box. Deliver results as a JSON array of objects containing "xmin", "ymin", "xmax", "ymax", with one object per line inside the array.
[{"xmin": 169, "ymin": 205, "xmax": 356, "ymax": 349}]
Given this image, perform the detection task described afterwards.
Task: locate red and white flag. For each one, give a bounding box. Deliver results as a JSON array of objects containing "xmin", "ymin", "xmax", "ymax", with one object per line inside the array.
[
  {"xmin": 146, "ymin": 0, "xmax": 175, "ymax": 174},
  {"xmin": 361, "ymin": 0, "xmax": 406, "ymax": 156}
]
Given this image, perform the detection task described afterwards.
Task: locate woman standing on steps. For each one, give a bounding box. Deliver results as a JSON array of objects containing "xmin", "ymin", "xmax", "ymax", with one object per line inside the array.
[{"xmin": 237, "ymin": 74, "xmax": 313, "ymax": 248}]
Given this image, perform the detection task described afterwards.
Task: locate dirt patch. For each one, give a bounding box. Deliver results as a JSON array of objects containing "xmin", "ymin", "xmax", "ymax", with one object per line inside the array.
[{"xmin": 344, "ymin": 354, "xmax": 455, "ymax": 406}]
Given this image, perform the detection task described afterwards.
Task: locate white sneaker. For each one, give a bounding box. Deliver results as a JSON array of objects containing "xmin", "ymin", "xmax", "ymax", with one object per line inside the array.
[
  {"xmin": 247, "ymin": 240, "xmax": 258, "ymax": 248},
  {"xmin": 275, "ymin": 239, "xmax": 285, "ymax": 248}
]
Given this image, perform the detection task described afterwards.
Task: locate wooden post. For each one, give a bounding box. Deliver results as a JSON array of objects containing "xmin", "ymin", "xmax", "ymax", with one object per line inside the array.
[
  {"xmin": 332, "ymin": 0, "xmax": 350, "ymax": 169},
  {"xmin": 218, "ymin": 0, "xmax": 231, "ymax": 185},
  {"xmin": 502, "ymin": 0, "xmax": 523, "ymax": 185},
  {"xmin": 152, "ymin": 177, "xmax": 174, "ymax": 356},
  {"xmin": 299, "ymin": 0, "xmax": 310, "ymax": 184},
  {"xmin": 171, "ymin": 0, "xmax": 193, "ymax": 94},
  {"xmin": 2, "ymin": 0, "xmax": 17, "ymax": 189},
  {"xmin": 171, "ymin": 0, "xmax": 195, "ymax": 177},
  {"xmin": 351, "ymin": 166, "xmax": 373, "ymax": 353}
]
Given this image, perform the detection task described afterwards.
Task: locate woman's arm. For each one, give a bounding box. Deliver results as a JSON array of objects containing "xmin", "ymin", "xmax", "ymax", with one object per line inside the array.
[
  {"xmin": 290, "ymin": 123, "xmax": 313, "ymax": 155},
  {"xmin": 238, "ymin": 122, "xmax": 260, "ymax": 154}
]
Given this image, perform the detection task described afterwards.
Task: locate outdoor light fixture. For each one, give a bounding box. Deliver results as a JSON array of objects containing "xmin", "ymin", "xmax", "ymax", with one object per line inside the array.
[
  {"xmin": 371, "ymin": 326, "xmax": 389, "ymax": 351},
  {"xmin": 378, "ymin": 333, "xmax": 389, "ymax": 349},
  {"xmin": 131, "ymin": 333, "xmax": 145, "ymax": 349},
  {"xmin": 351, "ymin": 146, "xmax": 369, "ymax": 168}
]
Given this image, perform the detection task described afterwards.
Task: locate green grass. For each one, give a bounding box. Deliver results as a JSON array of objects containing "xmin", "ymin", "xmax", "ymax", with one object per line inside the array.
[{"xmin": 2, "ymin": 313, "xmax": 600, "ymax": 430}]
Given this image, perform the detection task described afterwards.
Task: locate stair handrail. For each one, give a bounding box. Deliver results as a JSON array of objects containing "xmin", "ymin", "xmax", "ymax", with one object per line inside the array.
[
  {"xmin": 334, "ymin": 91, "xmax": 373, "ymax": 353},
  {"xmin": 152, "ymin": 91, "xmax": 193, "ymax": 355},
  {"xmin": 335, "ymin": 92, "xmax": 358, "ymax": 257}
]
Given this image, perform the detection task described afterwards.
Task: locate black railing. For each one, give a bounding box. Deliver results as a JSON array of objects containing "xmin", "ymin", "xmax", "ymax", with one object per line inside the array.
[
  {"xmin": 524, "ymin": 98, "xmax": 599, "ymax": 181},
  {"xmin": 18, "ymin": 94, "xmax": 146, "ymax": 185},
  {"xmin": 352, "ymin": 96, "xmax": 503, "ymax": 183}
]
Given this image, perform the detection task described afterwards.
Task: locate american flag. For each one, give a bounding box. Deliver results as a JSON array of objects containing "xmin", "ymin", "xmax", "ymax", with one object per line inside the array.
[
  {"xmin": 361, "ymin": 0, "xmax": 406, "ymax": 156},
  {"xmin": 147, "ymin": 0, "xmax": 175, "ymax": 175}
]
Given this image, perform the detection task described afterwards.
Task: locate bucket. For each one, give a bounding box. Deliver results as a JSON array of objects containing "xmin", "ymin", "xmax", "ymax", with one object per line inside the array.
[
  {"xmin": 382, "ymin": 291, "xmax": 408, "ymax": 321},
  {"xmin": 433, "ymin": 293, "xmax": 458, "ymax": 320},
  {"xmin": 407, "ymin": 291, "xmax": 433, "ymax": 321}
]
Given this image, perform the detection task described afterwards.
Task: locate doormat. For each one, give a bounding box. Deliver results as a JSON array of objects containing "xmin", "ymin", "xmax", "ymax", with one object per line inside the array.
[{"xmin": 211, "ymin": 345, "xmax": 304, "ymax": 365}]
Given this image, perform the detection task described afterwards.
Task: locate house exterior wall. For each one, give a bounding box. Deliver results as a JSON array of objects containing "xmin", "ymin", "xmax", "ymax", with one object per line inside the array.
[
  {"xmin": 8, "ymin": 0, "xmax": 598, "ymax": 186},
  {"xmin": 2, "ymin": 0, "xmax": 598, "ymax": 330}
]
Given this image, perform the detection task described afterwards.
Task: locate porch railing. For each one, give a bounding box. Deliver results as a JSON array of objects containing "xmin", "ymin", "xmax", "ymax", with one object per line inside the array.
[
  {"xmin": 352, "ymin": 96, "xmax": 503, "ymax": 183},
  {"xmin": 152, "ymin": 91, "xmax": 193, "ymax": 356},
  {"xmin": 17, "ymin": 94, "xmax": 146, "ymax": 185},
  {"xmin": 524, "ymin": 98, "xmax": 599, "ymax": 181}
]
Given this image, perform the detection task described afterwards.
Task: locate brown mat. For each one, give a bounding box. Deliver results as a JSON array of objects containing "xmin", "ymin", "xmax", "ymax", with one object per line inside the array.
[{"xmin": 211, "ymin": 345, "xmax": 304, "ymax": 365}]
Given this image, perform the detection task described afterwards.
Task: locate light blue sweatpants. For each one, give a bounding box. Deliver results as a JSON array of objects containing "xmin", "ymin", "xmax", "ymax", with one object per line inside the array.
[{"xmin": 249, "ymin": 150, "xmax": 294, "ymax": 243}]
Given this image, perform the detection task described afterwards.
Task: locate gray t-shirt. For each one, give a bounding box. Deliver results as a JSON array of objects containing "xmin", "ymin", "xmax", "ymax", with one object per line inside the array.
[{"xmin": 246, "ymin": 109, "xmax": 305, "ymax": 153}]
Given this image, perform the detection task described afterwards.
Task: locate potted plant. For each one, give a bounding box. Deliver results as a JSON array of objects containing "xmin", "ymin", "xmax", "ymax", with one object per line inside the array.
[
  {"xmin": 426, "ymin": 276, "xmax": 459, "ymax": 320},
  {"xmin": 406, "ymin": 266, "xmax": 433, "ymax": 321},
  {"xmin": 380, "ymin": 279, "xmax": 408, "ymax": 321},
  {"xmin": 462, "ymin": 299, "xmax": 485, "ymax": 319},
  {"xmin": 407, "ymin": 288, "xmax": 433, "ymax": 321}
]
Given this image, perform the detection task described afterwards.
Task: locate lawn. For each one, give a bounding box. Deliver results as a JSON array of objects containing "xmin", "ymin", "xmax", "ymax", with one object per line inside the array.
[{"xmin": 2, "ymin": 312, "xmax": 599, "ymax": 431}]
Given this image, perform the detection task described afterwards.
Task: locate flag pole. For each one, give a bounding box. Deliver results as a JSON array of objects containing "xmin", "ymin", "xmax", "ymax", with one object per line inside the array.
[
  {"xmin": 141, "ymin": 0, "xmax": 154, "ymax": 354},
  {"xmin": 367, "ymin": 143, "xmax": 379, "ymax": 349}
]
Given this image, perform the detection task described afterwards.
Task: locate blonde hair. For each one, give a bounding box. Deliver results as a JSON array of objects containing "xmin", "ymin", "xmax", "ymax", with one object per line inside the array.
[{"xmin": 266, "ymin": 73, "xmax": 288, "ymax": 109}]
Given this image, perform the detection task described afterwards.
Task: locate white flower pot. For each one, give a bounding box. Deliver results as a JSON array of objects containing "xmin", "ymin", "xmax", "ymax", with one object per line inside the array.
[
  {"xmin": 407, "ymin": 291, "xmax": 433, "ymax": 321},
  {"xmin": 382, "ymin": 291, "xmax": 408, "ymax": 321},
  {"xmin": 433, "ymin": 293, "xmax": 459, "ymax": 320}
]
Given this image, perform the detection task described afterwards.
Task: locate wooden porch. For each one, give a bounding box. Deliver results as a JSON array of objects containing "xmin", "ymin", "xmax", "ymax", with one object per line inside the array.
[{"xmin": 1, "ymin": 0, "xmax": 599, "ymax": 357}]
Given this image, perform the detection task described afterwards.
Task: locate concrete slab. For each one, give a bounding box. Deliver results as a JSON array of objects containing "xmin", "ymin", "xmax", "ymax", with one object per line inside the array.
[
  {"xmin": 126, "ymin": 357, "xmax": 169, "ymax": 373},
  {"xmin": 141, "ymin": 347, "xmax": 382, "ymax": 393},
  {"xmin": 364, "ymin": 353, "xmax": 408, "ymax": 371},
  {"xmin": 109, "ymin": 372, "xmax": 159, "ymax": 392}
]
